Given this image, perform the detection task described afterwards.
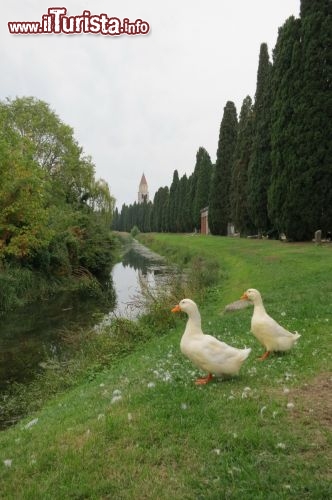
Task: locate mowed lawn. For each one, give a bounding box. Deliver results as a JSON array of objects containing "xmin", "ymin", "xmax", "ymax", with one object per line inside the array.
[{"xmin": 0, "ymin": 234, "xmax": 331, "ymax": 499}]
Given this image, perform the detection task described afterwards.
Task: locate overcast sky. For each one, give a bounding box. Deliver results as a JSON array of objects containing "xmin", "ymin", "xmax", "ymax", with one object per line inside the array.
[{"xmin": 2, "ymin": 1, "xmax": 300, "ymax": 208}]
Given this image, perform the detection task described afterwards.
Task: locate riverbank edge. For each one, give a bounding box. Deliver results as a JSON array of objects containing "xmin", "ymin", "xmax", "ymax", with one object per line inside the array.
[
  {"xmin": 0, "ymin": 232, "xmax": 194, "ymax": 429},
  {"xmin": 0, "ymin": 233, "xmax": 331, "ymax": 499},
  {"xmin": 0, "ymin": 233, "xmax": 120, "ymax": 316}
]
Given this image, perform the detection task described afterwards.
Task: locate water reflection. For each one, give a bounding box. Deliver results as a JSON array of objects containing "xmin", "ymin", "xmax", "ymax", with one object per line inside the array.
[
  {"xmin": 0, "ymin": 240, "xmax": 169, "ymax": 389},
  {"xmin": 111, "ymin": 241, "xmax": 169, "ymax": 318},
  {"xmin": 0, "ymin": 287, "xmax": 115, "ymax": 390}
]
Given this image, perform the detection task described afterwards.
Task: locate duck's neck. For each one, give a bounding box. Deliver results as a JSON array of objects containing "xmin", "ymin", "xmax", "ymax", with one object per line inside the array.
[
  {"xmin": 253, "ymin": 297, "xmax": 266, "ymax": 313},
  {"xmin": 185, "ymin": 310, "xmax": 202, "ymax": 335}
]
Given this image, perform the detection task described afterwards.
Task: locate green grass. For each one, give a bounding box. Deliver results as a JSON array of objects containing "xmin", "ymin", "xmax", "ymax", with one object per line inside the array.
[{"xmin": 0, "ymin": 234, "xmax": 331, "ymax": 499}]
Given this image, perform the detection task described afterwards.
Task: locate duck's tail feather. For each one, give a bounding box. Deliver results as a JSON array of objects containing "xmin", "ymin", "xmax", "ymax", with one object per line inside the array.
[{"xmin": 242, "ymin": 347, "xmax": 252, "ymax": 360}]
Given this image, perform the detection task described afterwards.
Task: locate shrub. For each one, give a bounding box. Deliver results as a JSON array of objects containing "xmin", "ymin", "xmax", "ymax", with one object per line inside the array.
[{"xmin": 130, "ymin": 225, "xmax": 140, "ymax": 238}]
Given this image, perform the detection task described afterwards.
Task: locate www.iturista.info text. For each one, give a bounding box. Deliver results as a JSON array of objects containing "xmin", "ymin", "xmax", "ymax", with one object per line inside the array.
[{"xmin": 8, "ymin": 7, "xmax": 150, "ymax": 36}]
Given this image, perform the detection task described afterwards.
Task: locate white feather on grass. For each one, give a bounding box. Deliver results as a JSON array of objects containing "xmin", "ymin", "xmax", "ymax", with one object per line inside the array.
[{"xmin": 223, "ymin": 299, "xmax": 252, "ymax": 313}]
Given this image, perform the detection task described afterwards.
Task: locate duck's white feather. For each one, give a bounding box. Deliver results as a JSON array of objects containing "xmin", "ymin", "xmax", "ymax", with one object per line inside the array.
[
  {"xmin": 176, "ymin": 299, "xmax": 251, "ymax": 376},
  {"xmin": 244, "ymin": 289, "xmax": 301, "ymax": 352}
]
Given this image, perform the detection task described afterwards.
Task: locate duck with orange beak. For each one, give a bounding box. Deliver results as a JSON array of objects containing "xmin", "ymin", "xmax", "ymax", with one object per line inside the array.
[
  {"xmin": 240, "ymin": 288, "xmax": 301, "ymax": 360},
  {"xmin": 171, "ymin": 299, "xmax": 251, "ymax": 384}
]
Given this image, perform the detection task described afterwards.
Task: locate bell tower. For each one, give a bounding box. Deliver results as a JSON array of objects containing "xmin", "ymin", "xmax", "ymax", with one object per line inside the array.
[{"xmin": 138, "ymin": 173, "xmax": 149, "ymax": 203}]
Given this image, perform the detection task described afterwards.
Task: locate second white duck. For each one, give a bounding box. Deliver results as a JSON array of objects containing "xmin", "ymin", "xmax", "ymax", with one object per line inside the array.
[
  {"xmin": 241, "ymin": 288, "xmax": 301, "ymax": 360},
  {"xmin": 171, "ymin": 298, "xmax": 251, "ymax": 385}
]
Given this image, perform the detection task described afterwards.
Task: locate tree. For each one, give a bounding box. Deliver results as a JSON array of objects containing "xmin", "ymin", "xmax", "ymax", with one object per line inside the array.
[
  {"xmin": 193, "ymin": 147, "xmax": 212, "ymax": 228},
  {"xmin": 209, "ymin": 101, "xmax": 238, "ymax": 235},
  {"xmin": 247, "ymin": 44, "xmax": 273, "ymax": 235},
  {"xmin": 230, "ymin": 96, "xmax": 256, "ymax": 235},
  {"xmin": 268, "ymin": 1, "xmax": 331, "ymax": 240},
  {"xmin": 112, "ymin": 207, "xmax": 120, "ymax": 230},
  {"xmin": 0, "ymin": 132, "xmax": 52, "ymax": 260},
  {"xmin": 168, "ymin": 170, "xmax": 180, "ymax": 232},
  {"xmin": 268, "ymin": 17, "xmax": 301, "ymax": 238},
  {"xmin": 180, "ymin": 174, "xmax": 193, "ymax": 232},
  {"xmin": 295, "ymin": 0, "xmax": 332, "ymax": 237},
  {"xmin": 1, "ymin": 97, "xmax": 104, "ymax": 210},
  {"xmin": 175, "ymin": 175, "xmax": 189, "ymax": 232},
  {"xmin": 0, "ymin": 97, "xmax": 115, "ymax": 275},
  {"xmin": 151, "ymin": 187, "xmax": 169, "ymax": 232}
]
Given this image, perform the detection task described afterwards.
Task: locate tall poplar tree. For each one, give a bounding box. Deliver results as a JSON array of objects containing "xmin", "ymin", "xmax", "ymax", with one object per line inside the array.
[
  {"xmin": 247, "ymin": 43, "xmax": 273, "ymax": 235},
  {"xmin": 209, "ymin": 101, "xmax": 238, "ymax": 235}
]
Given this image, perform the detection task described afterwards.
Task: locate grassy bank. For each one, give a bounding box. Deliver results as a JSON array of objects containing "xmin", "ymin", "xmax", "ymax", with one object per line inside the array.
[{"xmin": 0, "ymin": 234, "xmax": 331, "ymax": 499}]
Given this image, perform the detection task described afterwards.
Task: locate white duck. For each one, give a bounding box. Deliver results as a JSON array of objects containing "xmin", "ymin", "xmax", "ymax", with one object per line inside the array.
[
  {"xmin": 171, "ymin": 299, "xmax": 251, "ymax": 385},
  {"xmin": 240, "ymin": 288, "xmax": 301, "ymax": 360}
]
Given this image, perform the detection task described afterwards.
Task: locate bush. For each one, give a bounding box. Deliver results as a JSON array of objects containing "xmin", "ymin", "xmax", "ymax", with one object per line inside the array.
[
  {"xmin": 188, "ymin": 256, "xmax": 220, "ymax": 291},
  {"xmin": 0, "ymin": 264, "xmax": 35, "ymax": 313},
  {"xmin": 130, "ymin": 225, "xmax": 140, "ymax": 238}
]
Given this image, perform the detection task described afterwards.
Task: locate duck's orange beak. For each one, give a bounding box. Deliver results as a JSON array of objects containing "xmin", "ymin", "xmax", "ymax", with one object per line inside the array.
[
  {"xmin": 171, "ymin": 304, "xmax": 181, "ymax": 313},
  {"xmin": 240, "ymin": 293, "xmax": 248, "ymax": 300}
]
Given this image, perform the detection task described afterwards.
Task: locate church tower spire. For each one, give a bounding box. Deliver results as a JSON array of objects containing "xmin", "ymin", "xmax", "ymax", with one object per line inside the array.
[{"xmin": 138, "ymin": 173, "xmax": 149, "ymax": 203}]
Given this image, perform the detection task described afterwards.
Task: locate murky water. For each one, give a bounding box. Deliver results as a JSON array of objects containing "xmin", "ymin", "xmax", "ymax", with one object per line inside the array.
[{"xmin": 0, "ymin": 240, "xmax": 168, "ymax": 390}]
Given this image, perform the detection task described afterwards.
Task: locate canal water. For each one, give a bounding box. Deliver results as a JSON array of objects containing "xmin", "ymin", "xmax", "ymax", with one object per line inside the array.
[{"xmin": 0, "ymin": 240, "xmax": 169, "ymax": 391}]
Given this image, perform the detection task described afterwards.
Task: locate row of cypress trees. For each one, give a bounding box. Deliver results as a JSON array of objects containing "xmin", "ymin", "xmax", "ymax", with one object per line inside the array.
[
  {"xmin": 113, "ymin": 0, "xmax": 331, "ymax": 241},
  {"xmin": 112, "ymin": 146, "xmax": 213, "ymax": 234}
]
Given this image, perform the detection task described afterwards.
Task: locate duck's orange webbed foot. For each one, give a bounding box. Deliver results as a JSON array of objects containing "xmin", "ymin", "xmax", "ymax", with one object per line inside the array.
[
  {"xmin": 258, "ymin": 351, "xmax": 271, "ymax": 361},
  {"xmin": 195, "ymin": 373, "xmax": 214, "ymax": 385}
]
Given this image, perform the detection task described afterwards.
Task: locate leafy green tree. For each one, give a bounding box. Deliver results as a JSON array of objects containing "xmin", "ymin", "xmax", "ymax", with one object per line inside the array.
[
  {"xmin": 0, "ymin": 133, "xmax": 52, "ymax": 260},
  {"xmin": 0, "ymin": 97, "xmax": 115, "ymax": 277},
  {"xmin": 247, "ymin": 44, "xmax": 273, "ymax": 235},
  {"xmin": 1, "ymin": 97, "xmax": 104, "ymax": 210},
  {"xmin": 89, "ymin": 178, "xmax": 115, "ymax": 224},
  {"xmin": 209, "ymin": 101, "xmax": 238, "ymax": 235},
  {"xmin": 230, "ymin": 96, "xmax": 256, "ymax": 235}
]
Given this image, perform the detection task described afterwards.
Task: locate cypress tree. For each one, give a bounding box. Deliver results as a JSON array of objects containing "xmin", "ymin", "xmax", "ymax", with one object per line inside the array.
[
  {"xmin": 184, "ymin": 173, "xmax": 195, "ymax": 232},
  {"xmin": 176, "ymin": 174, "xmax": 189, "ymax": 232},
  {"xmin": 230, "ymin": 96, "xmax": 256, "ymax": 235},
  {"xmin": 247, "ymin": 43, "xmax": 273, "ymax": 236},
  {"xmin": 182, "ymin": 174, "xmax": 194, "ymax": 232},
  {"xmin": 161, "ymin": 187, "xmax": 170, "ymax": 232},
  {"xmin": 269, "ymin": 1, "xmax": 331, "ymax": 240},
  {"xmin": 168, "ymin": 170, "xmax": 180, "ymax": 232},
  {"xmin": 209, "ymin": 101, "xmax": 238, "ymax": 235},
  {"xmin": 152, "ymin": 186, "xmax": 169, "ymax": 232},
  {"xmin": 297, "ymin": 0, "xmax": 332, "ymax": 237},
  {"xmin": 193, "ymin": 147, "xmax": 212, "ymax": 229},
  {"xmin": 268, "ymin": 17, "xmax": 301, "ymax": 238},
  {"xmin": 112, "ymin": 207, "xmax": 119, "ymax": 230},
  {"xmin": 143, "ymin": 201, "xmax": 152, "ymax": 232}
]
